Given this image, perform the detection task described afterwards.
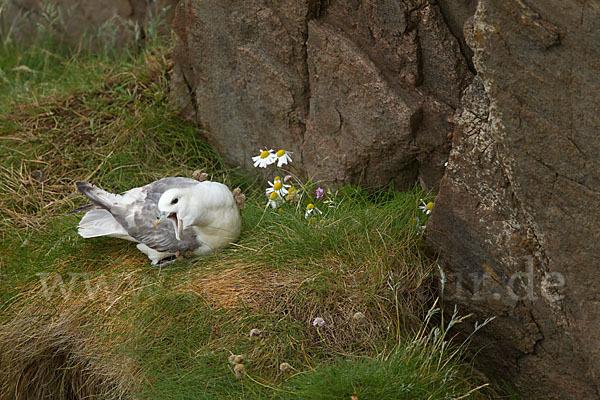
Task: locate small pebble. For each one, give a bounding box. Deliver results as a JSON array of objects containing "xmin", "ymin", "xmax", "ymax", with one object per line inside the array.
[
  {"xmin": 249, "ymin": 328, "xmax": 261, "ymax": 337},
  {"xmin": 352, "ymin": 312, "xmax": 366, "ymax": 321}
]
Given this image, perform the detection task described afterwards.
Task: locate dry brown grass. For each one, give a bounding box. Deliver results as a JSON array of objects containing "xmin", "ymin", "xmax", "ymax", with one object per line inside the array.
[
  {"xmin": 0, "ymin": 49, "xmax": 175, "ymax": 232},
  {"xmin": 179, "ymin": 252, "xmax": 434, "ymax": 356},
  {"xmin": 180, "ymin": 261, "xmax": 303, "ymax": 310},
  {"xmin": 1, "ymin": 101, "xmax": 104, "ymax": 231}
]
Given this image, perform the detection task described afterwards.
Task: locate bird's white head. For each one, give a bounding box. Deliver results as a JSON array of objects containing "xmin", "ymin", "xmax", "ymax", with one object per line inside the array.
[{"xmin": 156, "ymin": 188, "xmax": 200, "ymax": 240}]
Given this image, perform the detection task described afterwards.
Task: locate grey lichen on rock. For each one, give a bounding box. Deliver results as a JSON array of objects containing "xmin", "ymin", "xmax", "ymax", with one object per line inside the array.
[{"xmin": 427, "ymin": 0, "xmax": 600, "ymax": 398}]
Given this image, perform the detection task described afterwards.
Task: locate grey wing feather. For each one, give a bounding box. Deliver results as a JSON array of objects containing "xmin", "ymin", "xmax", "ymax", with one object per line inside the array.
[
  {"xmin": 120, "ymin": 200, "xmax": 199, "ymax": 253},
  {"xmin": 92, "ymin": 177, "xmax": 201, "ymax": 252}
]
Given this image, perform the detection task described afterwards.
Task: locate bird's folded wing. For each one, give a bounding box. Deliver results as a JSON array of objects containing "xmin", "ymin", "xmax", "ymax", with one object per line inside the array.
[{"xmin": 110, "ymin": 177, "xmax": 200, "ymax": 252}]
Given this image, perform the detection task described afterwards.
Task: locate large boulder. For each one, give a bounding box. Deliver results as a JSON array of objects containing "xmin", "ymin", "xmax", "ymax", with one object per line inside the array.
[
  {"xmin": 170, "ymin": 0, "xmax": 472, "ymax": 189},
  {"xmin": 427, "ymin": 0, "xmax": 600, "ymax": 398}
]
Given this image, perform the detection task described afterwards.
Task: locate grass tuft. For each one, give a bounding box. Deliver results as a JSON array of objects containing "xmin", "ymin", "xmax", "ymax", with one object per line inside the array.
[{"xmin": 0, "ymin": 288, "xmax": 137, "ymax": 399}]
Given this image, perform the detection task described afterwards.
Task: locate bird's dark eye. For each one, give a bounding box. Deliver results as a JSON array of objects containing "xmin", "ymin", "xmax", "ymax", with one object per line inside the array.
[{"xmin": 171, "ymin": 198, "xmax": 178, "ymax": 204}]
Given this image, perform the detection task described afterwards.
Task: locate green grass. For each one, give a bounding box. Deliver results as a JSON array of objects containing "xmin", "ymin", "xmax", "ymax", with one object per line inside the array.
[{"xmin": 0, "ymin": 17, "xmax": 496, "ymax": 400}]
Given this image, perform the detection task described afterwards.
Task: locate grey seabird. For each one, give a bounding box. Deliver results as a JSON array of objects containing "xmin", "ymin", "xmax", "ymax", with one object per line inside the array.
[{"xmin": 70, "ymin": 177, "xmax": 242, "ymax": 264}]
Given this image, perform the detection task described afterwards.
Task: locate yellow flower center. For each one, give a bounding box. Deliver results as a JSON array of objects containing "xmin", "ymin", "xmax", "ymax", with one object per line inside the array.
[
  {"xmin": 260, "ymin": 150, "xmax": 270, "ymax": 159},
  {"xmin": 270, "ymin": 192, "xmax": 279, "ymax": 200},
  {"xmin": 306, "ymin": 203, "xmax": 314, "ymax": 210},
  {"xmin": 426, "ymin": 202, "xmax": 434, "ymax": 211},
  {"xmin": 289, "ymin": 186, "xmax": 295, "ymax": 192},
  {"xmin": 273, "ymin": 181, "xmax": 283, "ymax": 190},
  {"xmin": 274, "ymin": 176, "xmax": 281, "ymax": 181},
  {"xmin": 276, "ymin": 149, "xmax": 286, "ymax": 157}
]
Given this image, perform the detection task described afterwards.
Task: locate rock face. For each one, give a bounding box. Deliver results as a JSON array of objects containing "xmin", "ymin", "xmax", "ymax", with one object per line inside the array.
[
  {"xmin": 171, "ymin": 0, "xmax": 472, "ymax": 189},
  {"xmin": 427, "ymin": 1, "xmax": 600, "ymax": 398},
  {"xmin": 2, "ymin": 0, "xmax": 177, "ymax": 47}
]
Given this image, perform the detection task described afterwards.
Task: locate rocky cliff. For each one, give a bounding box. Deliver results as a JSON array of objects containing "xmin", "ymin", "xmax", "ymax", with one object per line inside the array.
[
  {"xmin": 427, "ymin": 1, "xmax": 600, "ymax": 398},
  {"xmin": 168, "ymin": 0, "xmax": 599, "ymax": 397},
  {"xmin": 170, "ymin": 0, "xmax": 472, "ymax": 190}
]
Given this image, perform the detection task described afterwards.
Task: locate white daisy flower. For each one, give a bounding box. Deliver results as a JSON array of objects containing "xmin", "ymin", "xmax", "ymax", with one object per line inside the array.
[
  {"xmin": 252, "ymin": 149, "xmax": 277, "ymax": 168},
  {"xmin": 265, "ymin": 176, "xmax": 291, "ymax": 197},
  {"xmin": 312, "ymin": 317, "xmax": 325, "ymax": 327},
  {"xmin": 418, "ymin": 199, "xmax": 434, "ymax": 215},
  {"xmin": 305, "ymin": 203, "xmax": 322, "ymax": 219},
  {"xmin": 275, "ymin": 149, "xmax": 292, "ymax": 167},
  {"xmin": 268, "ymin": 191, "xmax": 282, "ymax": 208}
]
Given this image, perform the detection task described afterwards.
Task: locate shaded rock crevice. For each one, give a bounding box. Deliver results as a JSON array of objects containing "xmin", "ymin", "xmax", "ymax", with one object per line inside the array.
[{"xmin": 436, "ymin": 0, "xmax": 477, "ymax": 74}]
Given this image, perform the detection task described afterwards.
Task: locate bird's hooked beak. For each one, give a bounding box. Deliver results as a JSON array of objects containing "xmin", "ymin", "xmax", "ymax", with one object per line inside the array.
[{"xmin": 155, "ymin": 211, "xmax": 183, "ymax": 241}]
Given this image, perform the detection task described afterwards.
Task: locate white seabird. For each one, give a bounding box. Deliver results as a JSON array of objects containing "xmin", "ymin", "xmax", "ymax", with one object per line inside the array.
[{"xmin": 70, "ymin": 177, "xmax": 242, "ymax": 264}]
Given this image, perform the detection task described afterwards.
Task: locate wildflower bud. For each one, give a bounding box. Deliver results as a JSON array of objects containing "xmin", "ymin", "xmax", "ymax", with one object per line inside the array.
[
  {"xmin": 283, "ymin": 175, "xmax": 293, "ymax": 183},
  {"xmin": 352, "ymin": 312, "xmax": 366, "ymax": 321},
  {"xmin": 316, "ymin": 187, "xmax": 324, "ymax": 199},
  {"xmin": 229, "ymin": 354, "xmax": 245, "ymax": 365},
  {"xmin": 280, "ymin": 362, "xmax": 292, "ymax": 372},
  {"xmin": 312, "ymin": 317, "xmax": 325, "ymax": 327},
  {"xmin": 233, "ymin": 188, "xmax": 246, "ymax": 210},
  {"xmin": 233, "ymin": 363, "xmax": 246, "ymax": 378},
  {"xmin": 249, "ymin": 328, "xmax": 261, "ymax": 338},
  {"xmin": 192, "ymin": 170, "xmax": 208, "ymax": 181}
]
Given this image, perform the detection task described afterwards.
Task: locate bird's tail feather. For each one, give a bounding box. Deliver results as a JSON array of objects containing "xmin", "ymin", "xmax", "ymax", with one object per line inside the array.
[
  {"xmin": 78, "ymin": 209, "xmax": 136, "ymax": 241},
  {"xmin": 76, "ymin": 181, "xmax": 121, "ymax": 210}
]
